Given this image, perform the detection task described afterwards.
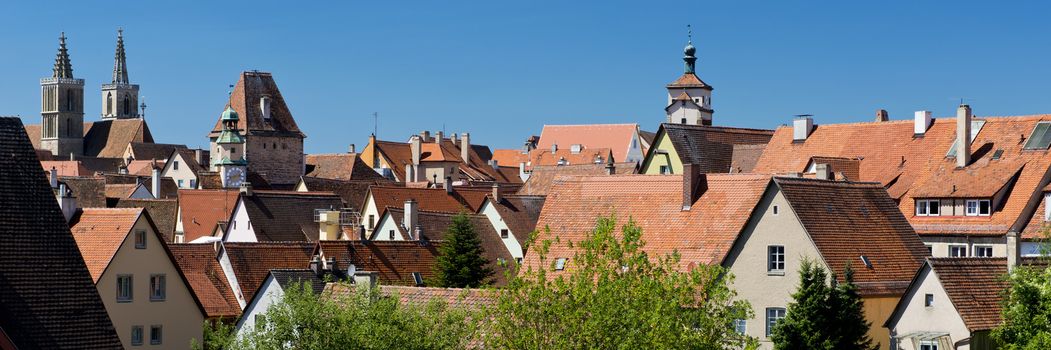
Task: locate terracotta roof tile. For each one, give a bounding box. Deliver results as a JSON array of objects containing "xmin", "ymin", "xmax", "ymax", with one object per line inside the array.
[
  {"xmin": 240, "ymin": 190, "xmax": 345, "ymax": 241},
  {"xmin": 386, "ymin": 208, "xmax": 514, "ymax": 285},
  {"xmin": 305, "ymin": 153, "xmax": 389, "ymax": 182},
  {"xmin": 83, "ymin": 119, "xmax": 155, "ymax": 158},
  {"xmin": 928, "ymin": 258, "xmax": 1007, "ymax": 331},
  {"xmin": 104, "ymin": 183, "xmax": 139, "ymax": 199},
  {"xmin": 168, "ymin": 244, "xmax": 242, "ymax": 318},
  {"xmin": 299, "ymin": 176, "xmax": 391, "ymax": 211},
  {"xmin": 126, "ymin": 142, "xmax": 186, "ymax": 161},
  {"xmin": 222, "ymin": 241, "xmax": 315, "ymax": 301},
  {"xmin": 177, "ymin": 189, "xmax": 240, "ymax": 242},
  {"xmin": 491, "ymin": 149, "xmax": 529, "ymax": 168},
  {"xmin": 536, "ymin": 124, "xmax": 640, "ymax": 164},
  {"xmin": 666, "ymin": 73, "xmax": 712, "ymax": 89},
  {"xmin": 69, "ymin": 208, "xmax": 143, "ymax": 282},
  {"xmin": 317, "ymin": 240, "xmax": 442, "ymax": 286},
  {"xmin": 324, "ymin": 283, "xmax": 495, "ymax": 311},
  {"xmin": 115, "ymin": 198, "xmax": 179, "ymax": 241},
  {"xmin": 652, "ymin": 123, "xmax": 773, "ymax": 174},
  {"xmin": 517, "ymin": 163, "xmax": 637, "ymax": 196},
  {"xmin": 731, "ymin": 144, "xmax": 767, "ymax": 173},
  {"xmin": 40, "ymin": 160, "xmax": 89, "ymax": 176},
  {"xmin": 807, "ymin": 156, "xmax": 862, "ymax": 181},
  {"xmin": 527, "ymin": 147, "xmax": 612, "ymax": 168},
  {"xmin": 369, "ymin": 186, "xmax": 477, "ymax": 217}
]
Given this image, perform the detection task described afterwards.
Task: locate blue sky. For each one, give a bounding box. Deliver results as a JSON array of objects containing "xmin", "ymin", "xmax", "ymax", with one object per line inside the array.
[{"xmin": 2, "ymin": 1, "xmax": 1050, "ymax": 153}]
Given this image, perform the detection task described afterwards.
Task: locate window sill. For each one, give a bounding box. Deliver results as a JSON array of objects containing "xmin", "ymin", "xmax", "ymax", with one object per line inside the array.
[
  {"xmin": 150, "ymin": 298, "xmax": 166, "ymax": 302},
  {"xmin": 117, "ymin": 299, "xmax": 133, "ymax": 303},
  {"xmin": 767, "ymin": 270, "xmax": 785, "ymax": 276}
]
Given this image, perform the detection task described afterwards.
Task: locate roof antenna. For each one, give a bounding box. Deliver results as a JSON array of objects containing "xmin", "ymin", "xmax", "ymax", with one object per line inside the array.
[{"xmin": 373, "ymin": 112, "xmax": 378, "ymax": 137}]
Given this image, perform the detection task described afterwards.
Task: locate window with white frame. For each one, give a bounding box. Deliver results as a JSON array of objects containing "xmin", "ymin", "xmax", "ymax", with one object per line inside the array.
[
  {"xmin": 766, "ymin": 308, "xmax": 786, "ymax": 336},
  {"xmin": 734, "ymin": 319, "xmax": 747, "ymax": 335},
  {"xmin": 949, "ymin": 245, "xmax": 968, "ymax": 257},
  {"xmin": 920, "ymin": 340, "xmax": 939, "ymax": 350},
  {"xmin": 974, "ymin": 245, "xmax": 994, "ymax": 257},
  {"xmin": 150, "ymin": 274, "xmax": 166, "ymax": 301},
  {"xmin": 966, "ymin": 199, "xmax": 991, "ymax": 216},
  {"xmin": 916, "ymin": 199, "xmax": 940, "ymax": 216},
  {"xmin": 768, "ymin": 245, "xmax": 785, "ymax": 273}
]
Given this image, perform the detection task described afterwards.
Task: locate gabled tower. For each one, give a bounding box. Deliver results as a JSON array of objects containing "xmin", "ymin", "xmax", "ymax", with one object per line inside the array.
[
  {"xmin": 665, "ymin": 26, "xmax": 714, "ymax": 126},
  {"xmin": 101, "ymin": 29, "xmax": 140, "ymax": 119},
  {"xmin": 214, "ymin": 106, "xmax": 247, "ymax": 188},
  {"xmin": 40, "ymin": 32, "xmax": 85, "ymax": 157}
]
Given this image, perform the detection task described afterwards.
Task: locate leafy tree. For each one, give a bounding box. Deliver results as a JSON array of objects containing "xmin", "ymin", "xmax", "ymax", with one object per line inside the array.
[
  {"xmin": 771, "ymin": 260, "xmax": 877, "ymax": 350},
  {"xmin": 434, "ymin": 212, "xmax": 494, "ymax": 288},
  {"xmin": 992, "ymin": 264, "xmax": 1051, "ymax": 349},
  {"xmin": 192, "ymin": 318, "xmax": 236, "ymax": 350},
  {"xmin": 483, "ymin": 215, "xmax": 757, "ymax": 349},
  {"xmin": 223, "ymin": 282, "xmax": 479, "ymax": 349}
]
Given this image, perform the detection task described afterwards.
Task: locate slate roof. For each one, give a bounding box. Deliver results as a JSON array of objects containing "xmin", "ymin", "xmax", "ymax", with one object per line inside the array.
[
  {"xmin": 115, "ymin": 198, "xmax": 179, "ymax": 241},
  {"xmin": 167, "ymin": 244, "xmax": 242, "ymax": 318},
  {"xmin": 222, "ymin": 242, "xmax": 315, "ymax": 302},
  {"xmin": 239, "ymin": 190, "xmax": 345, "ymax": 241},
  {"xmin": 316, "ymin": 240, "xmax": 442, "ymax": 286},
  {"xmin": 83, "ymin": 119, "xmax": 155, "ymax": 158},
  {"xmin": 488, "ymin": 195, "xmax": 546, "ymax": 247},
  {"xmin": 209, "ymin": 71, "xmax": 304, "ymax": 138},
  {"xmin": 59, "ymin": 176, "xmax": 107, "ymax": 208},
  {"xmin": 126, "ymin": 142, "xmax": 186, "ymax": 161},
  {"xmin": 386, "ymin": 208, "xmax": 515, "ymax": 285},
  {"xmin": 773, "ymin": 177, "xmax": 929, "ymax": 295},
  {"xmin": 299, "ymin": 176, "xmax": 390, "ymax": 211},
  {"xmin": 524, "ymin": 174, "xmax": 771, "ymax": 272},
  {"xmin": 0, "ymin": 116, "xmax": 122, "ymax": 349},
  {"xmin": 536, "ymin": 124, "xmax": 640, "ymax": 164},
  {"xmin": 516, "ymin": 163, "xmax": 637, "ymax": 196},
  {"xmin": 304, "ymin": 153, "xmax": 389, "ymax": 182},
  {"xmin": 69, "ymin": 208, "xmax": 144, "ymax": 282},
  {"xmin": 177, "ymin": 189, "xmax": 239, "ymax": 243},
  {"xmin": 644, "ymin": 123, "xmax": 773, "ymax": 174}
]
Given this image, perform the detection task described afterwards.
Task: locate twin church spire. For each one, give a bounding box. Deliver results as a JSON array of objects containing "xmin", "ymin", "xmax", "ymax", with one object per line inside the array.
[{"xmin": 112, "ymin": 29, "xmax": 129, "ymax": 85}]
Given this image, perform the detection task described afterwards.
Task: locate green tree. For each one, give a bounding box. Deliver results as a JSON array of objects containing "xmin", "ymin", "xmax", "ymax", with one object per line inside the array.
[
  {"xmin": 483, "ymin": 215, "xmax": 757, "ymax": 349},
  {"xmin": 771, "ymin": 260, "xmax": 877, "ymax": 350},
  {"xmin": 434, "ymin": 212, "xmax": 494, "ymax": 288},
  {"xmin": 992, "ymin": 264, "xmax": 1051, "ymax": 349},
  {"xmin": 225, "ymin": 282, "xmax": 479, "ymax": 349}
]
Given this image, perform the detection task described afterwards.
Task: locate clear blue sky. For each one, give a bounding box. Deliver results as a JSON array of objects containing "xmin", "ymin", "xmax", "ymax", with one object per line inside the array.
[{"xmin": 3, "ymin": 1, "xmax": 1050, "ymax": 153}]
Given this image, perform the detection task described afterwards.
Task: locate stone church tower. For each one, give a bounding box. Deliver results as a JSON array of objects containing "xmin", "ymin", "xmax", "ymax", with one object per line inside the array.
[
  {"xmin": 101, "ymin": 29, "xmax": 140, "ymax": 120},
  {"xmin": 40, "ymin": 33, "xmax": 85, "ymax": 157},
  {"xmin": 665, "ymin": 29, "xmax": 714, "ymax": 126}
]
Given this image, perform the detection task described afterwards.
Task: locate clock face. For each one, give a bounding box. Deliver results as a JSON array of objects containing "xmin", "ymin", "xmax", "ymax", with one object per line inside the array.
[{"xmin": 225, "ymin": 167, "xmax": 244, "ymax": 188}]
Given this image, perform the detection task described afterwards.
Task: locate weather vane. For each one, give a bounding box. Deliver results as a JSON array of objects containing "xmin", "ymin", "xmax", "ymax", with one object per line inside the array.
[{"xmin": 687, "ymin": 24, "xmax": 692, "ymax": 43}]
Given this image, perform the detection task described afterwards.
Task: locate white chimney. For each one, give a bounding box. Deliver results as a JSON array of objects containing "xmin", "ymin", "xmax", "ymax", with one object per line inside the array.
[
  {"xmin": 519, "ymin": 162, "xmax": 529, "ymax": 182},
  {"xmin": 419, "ymin": 131, "xmax": 430, "ymax": 142},
  {"xmin": 570, "ymin": 144, "xmax": 582, "ymax": 154},
  {"xmin": 815, "ymin": 163, "xmax": 831, "ymax": 180},
  {"xmin": 445, "ymin": 176, "xmax": 453, "ymax": 194},
  {"xmin": 240, "ymin": 182, "xmax": 253, "ymax": 196},
  {"xmin": 1007, "ymin": 230, "xmax": 1019, "ymax": 272},
  {"xmin": 405, "ymin": 163, "xmax": 415, "ymax": 183},
  {"xmin": 460, "ymin": 133, "xmax": 471, "ymax": 164},
  {"xmin": 56, "ymin": 183, "xmax": 76, "ymax": 223},
  {"xmin": 435, "ymin": 131, "xmax": 444, "ymax": 144},
  {"xmin": 793, "ymin": 116, "xmax": 814, "ymax": 141},
  {"xmin": 49, "ymin": 167, "xmax": 58, "ymax": 188},
  {"xmin": 348, "ymin": 144, "xmax": 356, "ymax": 153},
  {"xmin": 151, "ymin": 163, "xmax": 161, "ymax": 199},
  {"xmin": 260, "ymin": 96, "xmax": 271, "ymax": 120},
  {"xmin": 551, "ymin": 144, "xmax": 558, "ymax": 153},
  {"xmin": 404, "ymin": 199, "xmax": 418, "ymax": 239},
  {"xmin": 492, "ymin": 183, "xmax": 500, "ymax": 203},
  {"xmin": 956, "ymin": 105, "xmax": 972, "ymax": 168},
  {"xmin": 914, "ymin": 111, "xmax": 932, "ymax": 135}
]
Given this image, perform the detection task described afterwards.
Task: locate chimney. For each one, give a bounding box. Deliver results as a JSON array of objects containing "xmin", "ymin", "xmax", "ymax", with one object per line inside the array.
[
  {"xmin": 460, "ymin": 133, "xmax": 471, "ymax": 164},
  {"xmin": 519, "ymin": 162, "xmax": 529, "ymax": 182},
  {"xmin": 435, "ymin": 131, "xmax": 444, "ymax": 144},
  {"xmin": 49, "ymin": 167, "xmax": 58, "ymax": 188},
  {"xmin": 239, "ymin": 182, "xmax": 253, "ymax": 196},
  {"xmin": 368, "ymin": 134, "xmax": 378, "ymax": 167},
  {"xmin": 492, "ymin": 183, "xmax": 500, "ymax": 203},
  {"xmin": 151, "ymin": 162, "xmax": 161, "ymax": 199},
  {"xmin": 405, "ymin": 163, "xmax": 415, "ymax": 183},
  {"xmin": 348, "ymin": 144, "xmax": 356, "ymax": 154},
  {"xmin": 914, "ymin": 110, "xmax": 932, "ymax": 136},
  {"xmin": 410, "ymin": 136, "xmax": 422, "ymax": 166},
  {"xmin": 875, "ymin": 109, "xmax": 889, "ymax": 122},
  {"xmin": 605, "ymin": 158, "xmax": 615, "ymax": 175},
  {"xmin": 56, "ymin": 183, "xmax": 76, "ymax": 222},
  {"xmin": 260, "ymin": 96, "xmax": 271, "ymax": 120},
  {"xmin": 419, "ymin": 131, "xmax": 430, "ymax": 143},
  {"xmin": 956, "ymin": 104, "xmax": 972, "ymax": 168},
  {"xmin": 352, "ymin": 271, "xmax": 379, "ymax": 290},
  {"xmin": 793, "ymin": 116, "xmax": 814, "ymax": 141},
  {"xmin": 357, "ymin": 225, "xmax": 367, "ymax": 241},
  {"xmin": 570, "ymin": 144, "xmax": 582, "ymax": 154},
  {"xmin": 1007, "ymin": 230, "xmax": 1019, "ymax": 272},
  {"xmin": 551, "ymin": 144, "xmax": 558, "ymax": 153},
  {"xmin": 452, "ymin": 133, "xmax": 459, "ymax": 146},
  {"xmin": 444, "ymin": 176, "xmax": 453, "ymax": 194},
  {"xmin": 488, "ymin": 159, "xmax": 499, "ymax": 170},
  {"xmin": 522, "ymin": 141, "xmax": 531, "ymax": 154},
  {"xmin": 404, "ymin": 199, "xmax": 418, "ymax": 238},
  {"xmin": 681, "ymin": 163, "xmax": 707, "ymax": 211},
  {"xmin": 309, "ymin": 255, "xmax": 322, "ymax": 275},
  {"xmin": 815, "ymin": 163, "xmax": 831, "ymax": 180}
]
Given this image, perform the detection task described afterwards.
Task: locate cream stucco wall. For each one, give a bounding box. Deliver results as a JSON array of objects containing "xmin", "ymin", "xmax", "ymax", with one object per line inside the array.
[
  {"xmin": 224, "ymin": 200, "xmax": 257, "ymax": 242},
  {"xmin": 162, "ymin": 152, "xmax": 199, "ymax": 189},
  {"xmin": 235, "ymin": 275, "xmax": 283, "ymax": 340},
  {"xmin": 922, "ymin": 236, "xmax": 1006, "ymax": 258},
  {"xmin": 479, "ymin": 200, "xmax": 524, "ymax": 260},
  {"xmin": 640, "ymin": 131, "xmax": 684, "ymax": 175},
  {"xmin": 96, "ymin": 215, "xmax": 205, "ymax": 348},
  {"xmin": 370, "ymin": 213, "xmax": 406, "ymax": 241},
  {"xmin": 361, "ymin": 194, "xmax": 381, "ymax": 237},
  {"xmin": 886, "ymin": 266, "xmax": 970, "ymax": 350}
]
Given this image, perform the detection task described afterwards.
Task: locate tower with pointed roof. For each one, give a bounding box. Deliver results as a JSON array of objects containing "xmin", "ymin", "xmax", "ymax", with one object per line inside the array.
[
  {"xmin": 665, "ymin": 26, "xmax": 714, "ymax": 126},
  {"xmin": 40, "ymin": 32, "xmax": 85, "ymax": 157},
  {"xmin": 214, "ymin": 106, "xmax": 248, "ymax": 188},
  {"xmin": 101, "ymin": 29, "xmax": 140, "ymax": 120}
]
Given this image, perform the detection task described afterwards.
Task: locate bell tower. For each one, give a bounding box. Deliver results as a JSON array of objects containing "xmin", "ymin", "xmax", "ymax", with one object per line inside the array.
[
  {"xmin": 101, "ymin": 29, "xmax": 140, "ymax": 120},
  {"xmin": 40, "ymin": 32, "xmax": 85, "ymax": 157},
  {"xmin": 665, "ymin": 25, "xmax": 714, "ymax": 126},
  {"xmin": 214, "ymin": 106, "xmax": 248, "ymax": 188}
]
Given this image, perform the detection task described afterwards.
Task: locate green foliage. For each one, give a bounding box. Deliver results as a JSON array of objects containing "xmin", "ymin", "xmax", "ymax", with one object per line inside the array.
[
  {"xmin": 992, "ymin": 264, "xmax": 1051, "ymax": 350},
  {"xmin": 434, "ymin": 212, "xmax": 494, "ymax": 288},
  {"xmin": 483, "ymin": 215, "xmax": 757, "ymax": 349},
  {"xmin": 771, "ymin": 260, "xmax": 877, "ymax": 350},
  {"xmin": 192, "ymin": 318, "xmax": 237, "ymax": 350},
  {"xmin": 216, "ymin": 283, "xmax": 479, "ymax": 349}
]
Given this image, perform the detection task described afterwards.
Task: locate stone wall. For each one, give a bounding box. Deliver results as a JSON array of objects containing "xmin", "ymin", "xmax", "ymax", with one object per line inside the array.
[{"xmin": 246, "ymin": 135, "xmax": 304, "ymax": 185}]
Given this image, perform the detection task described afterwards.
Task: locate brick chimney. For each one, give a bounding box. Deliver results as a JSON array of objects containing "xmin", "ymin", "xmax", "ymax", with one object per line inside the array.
[
  {"xmin": 682, "ymin": 163, "xmax": 707, "ymax": 211},
  {"xmin": 404, "ymin": 199, "xmax": 418, "ymax": 239},
  {"xmin": 914, "ymin": 111, "xmax": 932, "ymax": 136},
  {"xmin": 460, "ymin": 133, "xmax": 471, "ymax": 164},
  {"xmin": 875, "ymin": 109, "xmax": 889, "ymax": 122},
  {"xmin": 956, "ymin": 104, "xmax": 972, "ymax": 168}
]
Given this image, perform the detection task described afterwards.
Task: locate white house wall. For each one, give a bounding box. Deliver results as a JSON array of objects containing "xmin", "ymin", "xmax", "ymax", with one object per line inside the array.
[
  {"xmin": 369, "ymin": 213, "xmax": 405, "ymax": 241},
  {"xmin": 886, "ymin": 267, "xmax": 970, "ymax": 350},
  {"xmin": 234, "ymin": 276, "xmax": 283, "ymax": 340},
  {"xmin": 224, "ymin": 200, "xmax": 258, "ymax": 243},
  {"xmin": 479, "ymin": 200, "xmax": 523, "ymax": 260}
]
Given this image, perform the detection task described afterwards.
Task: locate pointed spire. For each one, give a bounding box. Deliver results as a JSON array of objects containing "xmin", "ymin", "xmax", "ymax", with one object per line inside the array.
[
  {"xmin": 112, "ymin": 28, "xmax": 128, "ymax": 84},
  {"xmin": 683, "ymin": 25, "xmax": 697, "ymax": 74},
  {"xmin": 53, "ymin": 32, "xmax": 74, "ymax": 79}
]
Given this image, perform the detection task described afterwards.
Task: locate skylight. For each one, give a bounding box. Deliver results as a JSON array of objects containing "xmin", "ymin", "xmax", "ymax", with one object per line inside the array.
[
  {"xmin": 860, "ymin": 255, "xmax": 873, "ymax": 269},
  {"xmin": 946, "ymin": 120, "xmax": 986, "ymax": 158},
  {"xmin": 1023, "ymin": 122, "xmax": 1051, "ymax": 150}
]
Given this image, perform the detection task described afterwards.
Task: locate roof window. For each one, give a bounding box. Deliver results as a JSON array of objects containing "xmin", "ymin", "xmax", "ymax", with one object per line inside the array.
[
  {"xmin": 860, "ymin": 255, "xmax": 873, "ymax": 269},
  {"xmin": 946, "ymin": 120, "xmax": 986, "ymax": 158},
  {"xmin": 1023, "ymin": 121, "xmax": 1051, "ymax": 150}
]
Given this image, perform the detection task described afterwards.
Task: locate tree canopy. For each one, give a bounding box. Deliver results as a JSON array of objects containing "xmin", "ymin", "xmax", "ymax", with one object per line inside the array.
[
  {"xmin": 771, "ymin": 259, "xmax": 877, "ymax": 350},
  {"xmin": 433, "ymin": 212, "xmax": 494, "ymax": 288},
  {"xmin": 993, "ymin": 264, "xmax": 1051, "ymax": 349}
]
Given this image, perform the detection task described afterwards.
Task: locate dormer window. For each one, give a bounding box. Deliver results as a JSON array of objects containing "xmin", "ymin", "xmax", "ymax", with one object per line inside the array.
[
  {"xmin": 965, "ymin": 199, "xmax": 992, "ymax": 216},
  {"xmin": 260, "ymin": 96, "xmax": 271, "ymax": 121},
  {"xmin": 916, "ymin": 199, "xmax": 940, "ymax": 216}
]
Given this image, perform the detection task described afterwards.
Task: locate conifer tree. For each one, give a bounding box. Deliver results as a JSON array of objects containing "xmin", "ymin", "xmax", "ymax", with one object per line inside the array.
[
  {"xmin": 771, "ymin": 260, "xmax": 877, "ymax": 350},
  {"xmin": 433, "ymin": 212, "xmax": 494, "ymax": 288}
]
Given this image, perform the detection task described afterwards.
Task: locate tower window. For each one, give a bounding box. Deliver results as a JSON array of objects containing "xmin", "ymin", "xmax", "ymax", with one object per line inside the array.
[
  {"xmin": 106, "ymin": 92, "xmax": 113, "ymax": 115},
  {"xmin": 123, "ymin": 96, "xmax": 131, "ymax": 115}
]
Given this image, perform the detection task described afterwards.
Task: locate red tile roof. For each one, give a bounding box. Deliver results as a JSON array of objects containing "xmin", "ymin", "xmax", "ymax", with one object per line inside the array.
[
  {"xmin": 40, "ymin": 160, "xmax": 89, "ymax": 177},
  {"xmin": 666, "ymin": 73, "xmax": 712, "ymax": 89},
  {"xmin": 368, "ymin": 186, "xmax": 479, "ymax": 217},
  {"xmin": 324, "ymin": 283, "xmax": 494, "ymax": 311},
  {"xmin": 69, "ymin": 208, "xmax": 143, "ymax": 282},
  {"xmin": 167, "ymin": 244, "xmax": 242, "ymax": 318},
  {"xmin": 526, "ymin": 147, "xmax": 612, "ymax": 168},
  {"xmin": 177, "ymin": 189, "xmax": 240, "ymax": 243},
  {"xmin": 222, "ymin": 241, "xmax": 314, "ymax": 302},
  {"xmin": 536, "ymin": 124, "xmax": 640, "ymax": 164},
  {"xmin": 491, "ymin": 149, "xmax": 529, "ymax": 168},
  {"xmin": 83, "ymin": 119, "xmax": 155, "ymax": 158},
  {"xmin": 305, "ymin": 153, "xmax": 389, "ymax": 182},
  {"xmin": 927, "ymin": 258, "xmax": 1009, "ymax": 331},
  {"xmin": 316, "ymin": 240, "xmax": 442, "ymax": 286},
  {"xmin": 517, "ymin": 163, "xmax": 637, "ymax": 196},
  {"xmin": 208, "ymin": 71, "xmax": 304, "ymax": 138}
]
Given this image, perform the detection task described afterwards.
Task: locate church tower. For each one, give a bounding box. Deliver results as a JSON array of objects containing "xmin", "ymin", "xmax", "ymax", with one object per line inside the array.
[
  {"xmin": 40, "ymin": 32, "xmax": 85, "ymax": 157},
  {"xmin": 101, "ymin": 29, "xmax": 140, "ymax": 120},
  {"xmin": 214, "ymin": 106, "xmax": 248, "ymax": 188},
  {"xmin": 665, "ymin": 26, "xmax": 714, "ymax": 126}
]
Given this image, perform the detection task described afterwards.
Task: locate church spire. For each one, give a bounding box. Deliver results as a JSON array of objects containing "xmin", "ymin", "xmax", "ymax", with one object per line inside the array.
[
  {"xmin": 53, "ymin": 32, "xmax": 74, "ymax": 79},
  {"xmin": 112, "ymin": 29, "xmax": 128, "ymax": 84},
  {"xmin": 683, "ymin": 25, "xmax": 697, "ymax": 74}
]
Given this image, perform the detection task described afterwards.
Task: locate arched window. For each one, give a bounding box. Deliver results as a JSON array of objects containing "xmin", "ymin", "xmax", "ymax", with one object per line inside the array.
[
  {"xmin": 66, "ymin": 119, "xmax": 71, "ymax": 137},
  {"xmin": 123, "ymin": 96, "xmax": 131, "ymax": 116},
  {"xmin": 66, "ymin": 91, "xmax": 74, "ymax": 112},
  {"xmin": 106, "ymin": 93, "xmax": 113, "ymax": 115}
]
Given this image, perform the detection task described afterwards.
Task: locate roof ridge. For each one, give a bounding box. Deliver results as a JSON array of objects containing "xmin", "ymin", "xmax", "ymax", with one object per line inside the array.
[{"xmin": 773, "ymin": 177, "xmax": 884, "ymax": 187}]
